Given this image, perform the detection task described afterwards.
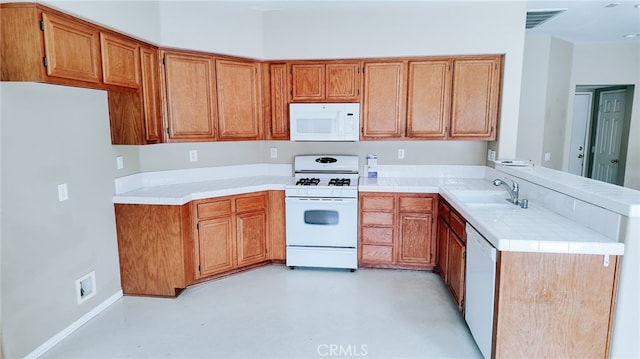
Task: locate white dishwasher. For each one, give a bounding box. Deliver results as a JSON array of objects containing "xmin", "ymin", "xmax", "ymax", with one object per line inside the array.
[{"xmin": 465, "ymin": 223, "xmax": 497, "ymax": 359}]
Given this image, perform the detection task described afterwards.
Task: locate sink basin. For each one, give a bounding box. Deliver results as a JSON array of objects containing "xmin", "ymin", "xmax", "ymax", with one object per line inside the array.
[{"xmin": 450, "ymin": 190, "xmax": 519, "ymax": 209}]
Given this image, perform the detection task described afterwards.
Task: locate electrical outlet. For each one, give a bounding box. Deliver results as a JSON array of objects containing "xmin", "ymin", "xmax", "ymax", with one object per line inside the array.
[
  {"xmin": 270, "ymin": 147, "xmax": 278, "ymax": 159},
  {"xmin": 487, "ymin": 149, "xmax": 496, "ymax": 161},
  {"xmin": 116, "ymin": 156, "xmax": 124, "ymax": 170},
  {"xmin": 75, "ymin": 271, "xmax": 96, "ymax": 304},
  {"xmin": 189, "ymin": 150, "xmax": 198, "ymax": 162},
  {"xmin": 57, "ymin": 184, "xmax": 69, "ymax": 202},
  {"xmin": 398, "ymin": 148, "xmax": 405, "ymax": 159},
  {"xmin": 544, "ymin": 152, "xmax": 551, "ymax": 161}
]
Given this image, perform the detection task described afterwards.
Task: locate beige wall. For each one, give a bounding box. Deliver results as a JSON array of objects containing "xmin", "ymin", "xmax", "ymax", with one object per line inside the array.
[{"xmin": 1, "ymin": 83, "xmax": 122, "ymax": 358}]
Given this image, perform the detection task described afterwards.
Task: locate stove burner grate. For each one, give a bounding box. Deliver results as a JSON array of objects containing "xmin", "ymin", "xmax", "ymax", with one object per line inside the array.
[
  {"xmin": 296, "ymin": 178, "xmax": 320, "ymax": 186},
  {"xmin": 328, "ymin": 178, "xmax": 351, "ymax": 186}
]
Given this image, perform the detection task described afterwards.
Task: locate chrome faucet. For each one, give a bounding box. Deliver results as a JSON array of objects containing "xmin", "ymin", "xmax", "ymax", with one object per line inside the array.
[{"xmin": 493, "ymin": 179, "xmax": 519, "ymax": 205}]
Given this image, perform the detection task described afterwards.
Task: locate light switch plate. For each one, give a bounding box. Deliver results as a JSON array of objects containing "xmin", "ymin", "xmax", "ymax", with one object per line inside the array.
[
  {"xmin": 58, "ymin": 184, "xmax": 69, "ymax": 202},
  {"xmin": 116, "ymin": 156, "xmax": 124, "ymax": 170},
  {"xmin": 544, "ymin": 152, "xmax": 551, "ymax": 161},
  {"xmin": 270, "ymin": 147, "xmax": 278, "ymax": 159},
  {"xmin": 398, "ymin": 148, "xmax": 405, "ymax": 159}
]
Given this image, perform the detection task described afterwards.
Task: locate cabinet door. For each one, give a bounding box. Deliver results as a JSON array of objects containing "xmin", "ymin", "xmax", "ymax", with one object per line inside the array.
[
  {"xmin": 436, "ymin": 216, "xmax": 449, "ymax": 280},
  {"xmin": 397, "ymin": 213, "xmax": 434, "ymax": 266},
  {"xmin": 268, "ymin": 191, "xmax": 286, "ymax": 261},
  {"xmin": 267, "ymin": 63, "xmax": 290, "ymax": 140},
  {"xmin": 140, "ymin": 46, "xmax": 163, "ymax": 143},
  {"xmin": 163, "ymin": 51, "xmax": 217, "ymax": 141},
  {"xmin": 198, "ymin": 216, "xmax": 235, "ymax": 277},
  {"xmin": 447, "ymin": 232, "xmax": 466, "ymax": 312},
  {"xmin": 216, "ymin": 59, "xmax": 262, "ymax": 140},
  {"xmin": 406, "ymin": 60, "xmax": 451, "ymax": 139},
  {"xmin": 236, "ymin": 210, "xmax": 268, "ymax": 267},
  {"xmin": 450, "ymin": 56, "xmax": 501, "ymax": 140},
  {"xmin": 326, "ymin": 62, "xmax": 360, "ymax": 101},
  {"xmin": 42, "ymin": 12, "xmax": 101, "ymax": 83},
  {"xmin": 362, "ymin": 62, "xmax": 406, "ymax": 139},
  {"xmin": 291, "ymin": 63, "xmax": 324, "ymax": 101},
  {"xmin": 100, "ymin": 32, "xmax": 140, "ymax": 88}
]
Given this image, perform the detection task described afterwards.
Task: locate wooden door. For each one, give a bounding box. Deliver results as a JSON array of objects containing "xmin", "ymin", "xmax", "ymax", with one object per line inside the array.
[
  {"xmin": 397, "ymin": 213, "xmax": 434, "ymax": 265},
  {"xmin": 42, "ymin": 12, "xmax": 101, "ymax": 83},
  {"xmin": 447, "ymin": 232, "xmax": 466, "ymax": 312},
  {"xmin": 267, "ymin": 63, "xmax": 290, "ymax": 140},
  {"xmin": 163, "ymin": 51, "xmax": 217, "ymax": 141},
  {"xmin": 100, "ymin": 32, "xmax": 140, "ymax": 88},
  {"xmin": 140, "ymin": 46, "xmax": 163, "ymax": 143},
  {"xmin": 436, "ymin": 216, "xmax": 449, "ymax": 280},
  {"xmin": 362, "ymin": 61, "xmax": 406, "ymax": 139},
  {"xmin": 236, "ymin": 210, "xmax": 268, "ymax": 267},
  {"xmin": 216, "ymin": 59, "xmax": 262, "ymax": 140},
  {"xmin": 450, "ymin": 56, "xmax": 501, "ymax": 140},
  {"xmin": 198, "ymin": 216, "xmax": 235, "ymax": 277},
  {"xmin": 406, "ymin": 59, "xmax": 451, "ymax": 139},
  {"xmin": 291, "ymin": 63, "xmax": 324, "ymax": 101},
  {"xmin": 326, "ymin": 62, "xmax": 360, "ymax": 101}
]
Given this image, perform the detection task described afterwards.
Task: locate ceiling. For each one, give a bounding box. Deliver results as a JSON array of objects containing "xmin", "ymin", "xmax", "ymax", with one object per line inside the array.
[
  {"xmin": 526, "ymin": 0, "xmax": 640, "ymax": 43},
  {"xmin": 238, "ymin": 0, "xmax": 640, "ymax": 44}
]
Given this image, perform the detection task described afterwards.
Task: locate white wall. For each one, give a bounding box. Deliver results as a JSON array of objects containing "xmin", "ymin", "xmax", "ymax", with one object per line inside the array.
[
  {"xmin": 0, "ymin": 83, "xmax": 122, "ymax": 359},
  {"xmin": 568, "ymin": 42, "xmax": 640, "ymax": 190},
  {"xmin": 516, "ymin": 35, "xmax": 550, "ymax": 165},
  {"xmin": 542, "ymin": 37, "xmax": 573, "ymax": 170},
  {"xmin": 158, "ymin": 1, "xmax": 263, "ymax": 58}
]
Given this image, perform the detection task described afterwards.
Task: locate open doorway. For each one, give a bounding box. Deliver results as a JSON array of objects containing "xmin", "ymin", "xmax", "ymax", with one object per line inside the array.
[{"xmin": 569, "ymin": 85, "xmax": 634, "ymax": 186}]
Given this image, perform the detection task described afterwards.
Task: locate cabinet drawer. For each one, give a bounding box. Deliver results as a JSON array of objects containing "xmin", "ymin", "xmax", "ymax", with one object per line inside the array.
[
  {"xmin": 361, "ymin": 212, "xmax": 394, "ymax": 226},
  {"xmin": 399, "ymin": 195, "xmax": 434, "ymax": 212},
  {"xmin": 361, "ymin": 195, "xmax": 395, "ymax": 211},
  {"xmin": 361, "ymin": 227, "xmax": 393, "ymax": 245},
  {"xmin": 361, "ymin": 245, "xmax": 393, "ymax": 264},
  {"xmin": 197, "ymin": 199, "xmax": 233, "ymax": 219},
  {"xmin": 236, "ymin": 194, "xmax": 266, "ymax": 213},
  {"xmin": 450, "ymin": 211, "xmax": 466, "ymax": 241},
  {"xmin": 438, "ymin": 200, "xmax": 450, "ymax": 223}
]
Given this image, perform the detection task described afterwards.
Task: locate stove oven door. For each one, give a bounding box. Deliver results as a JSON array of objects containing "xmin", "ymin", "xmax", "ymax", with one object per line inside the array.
[{"xmin": 285, "ymin": 197, "xmax": 357, "ymax": 248}]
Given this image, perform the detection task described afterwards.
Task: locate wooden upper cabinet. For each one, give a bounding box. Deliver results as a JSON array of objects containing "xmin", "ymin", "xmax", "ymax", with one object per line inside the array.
[
  {"xmin": 290, "ymin": 61, "xmax": 361, "ymax": 102},
  {"xmin": 265, "ymin": 63, "xmax": 290, "ymax": 140},
  {"xmin": 326, "ymin": 63, "xmax": 360, "ymax": 101},
  {"xmin": 139, "ymin": 46, "xmax": 163, "ymax": 143},
  {"xmin": 216, "ymin": 59, "xmax": 262, "ymax": 141},
  {"xmin": 450, "ymin": 56, "xmax": 502, "ymax": 140},
  {"xmin": 100, "ymin": 32, "xmax": 140, "ymax": 89},
  {"xmin": 291, "ymin": 63, "xmax": 324, "ymax": 101},
  {"xmin": 362, "ymin": 61, "xmax": 406, "ymax": 139},
  {"xmin": 406, "ymin": 59, "xmax": 451, "ymax": 139},
  {"xmin": 42, "ymin": 12, "xmax": 102, "ymax": 84},
  {"xmin": 163, "ymin": 50, "xmax": 217, "ymax": 142}
]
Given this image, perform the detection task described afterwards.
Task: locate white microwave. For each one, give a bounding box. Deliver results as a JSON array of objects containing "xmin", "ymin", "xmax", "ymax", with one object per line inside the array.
[{"xmin": 289, "ymin": 103, "xmax": 360, "ymax": 142}]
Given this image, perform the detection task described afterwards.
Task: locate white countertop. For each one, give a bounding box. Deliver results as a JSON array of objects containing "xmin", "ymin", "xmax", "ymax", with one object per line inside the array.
[{"xmin": 113, "ymin": 164, "xmax": 625, "ymax": 256}]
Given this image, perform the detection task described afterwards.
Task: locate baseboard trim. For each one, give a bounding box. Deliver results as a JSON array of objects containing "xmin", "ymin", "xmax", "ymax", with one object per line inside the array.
[{"xmin": 24, "ymin": 290, "xmax": 123, "ymax": 359}]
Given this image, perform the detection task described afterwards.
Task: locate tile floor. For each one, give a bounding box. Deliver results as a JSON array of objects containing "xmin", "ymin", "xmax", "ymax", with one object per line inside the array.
[{"xmin": 42, "ymin": 266, "xmax": 482, "ymax": 358}]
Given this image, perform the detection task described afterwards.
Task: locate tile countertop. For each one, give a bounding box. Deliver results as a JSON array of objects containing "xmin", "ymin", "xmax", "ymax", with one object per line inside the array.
[
  {"xmin": 361, "ymin": 176, "xmax": 624, "ymax": 256},
  {"xmin": 114, "ymin": 164, "xmax": 624, "ymax": 256}
]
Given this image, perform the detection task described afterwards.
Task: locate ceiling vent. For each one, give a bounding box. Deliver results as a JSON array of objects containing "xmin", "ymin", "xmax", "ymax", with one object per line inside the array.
[{"xmin": 526, "ymin": 9, "xmax": 567, "ymax": 29}]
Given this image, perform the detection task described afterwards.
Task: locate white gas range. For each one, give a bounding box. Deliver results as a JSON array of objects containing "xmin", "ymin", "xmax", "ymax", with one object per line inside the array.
[{"xmin": 285, "ymin": 155, "xmax": 359, "ymax": 271}]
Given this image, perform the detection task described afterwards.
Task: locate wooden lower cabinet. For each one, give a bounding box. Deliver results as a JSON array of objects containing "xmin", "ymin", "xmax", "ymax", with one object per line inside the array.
[
  {"xmin": 436, "ymin": 196, "xmax": 466, "ymax": 312},
  {"xmin": 115, "ymin": 191, "xmax": 284, "ymax": 297},
  {"xmin": 493, "ymin": 252, "xmax": 619, "ymax": 358},
  {"xmin": 359, "ymin": 192, "xmax": 436, "ymax": 269},
  {"xmin": 114, "ymin": 203, "xmax": 195, "ymax": 297}
]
